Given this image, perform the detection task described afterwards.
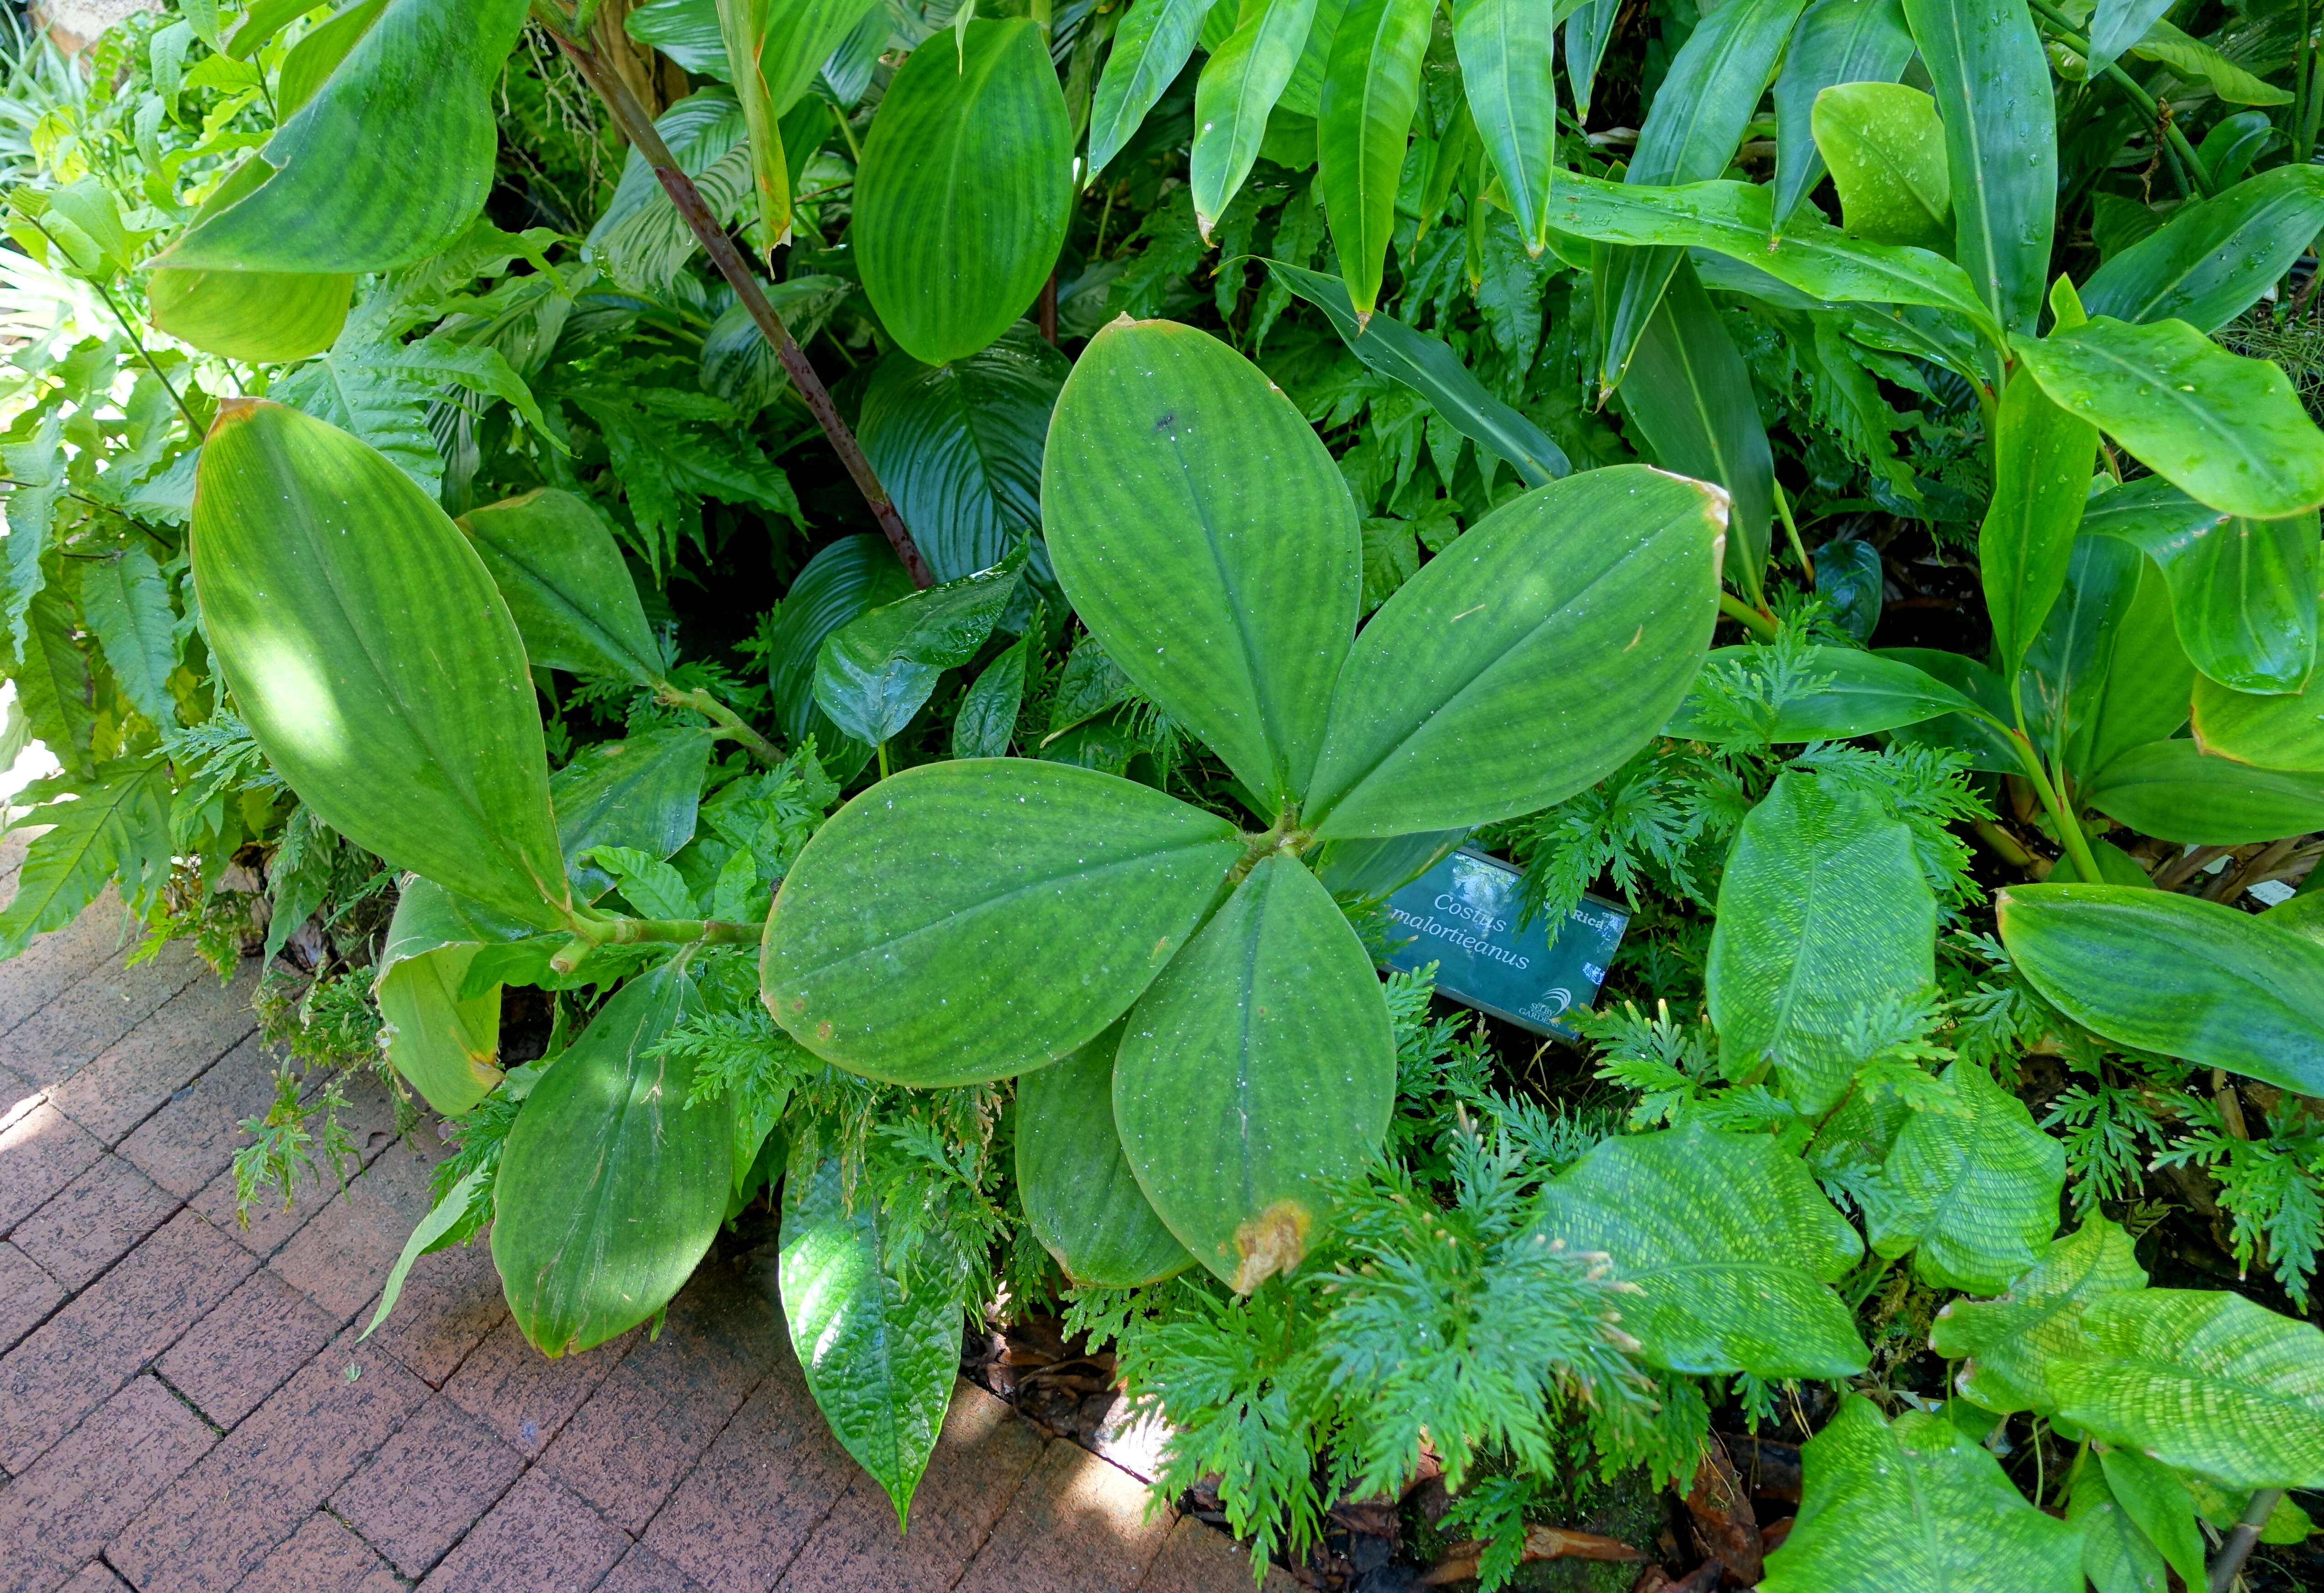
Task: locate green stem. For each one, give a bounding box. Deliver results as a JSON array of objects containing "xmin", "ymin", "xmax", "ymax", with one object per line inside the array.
[
  {"xmin": 2025, "ymin": 0, "xmax": 2214, "ymax": 198},
  {"xmin": 1718, "ymin": 590, "xmax": 1781, "ymax": 641},
  {"xmin": 877, "ymin": 740, "xmax": 892, "ymax": 781},
  {"xmin": 548, "ymin": 913, "xmax": 758, "ymax": 974},
  {"xmin": 1773, "ymin": 480, "xmax": 1814, "ymax": 585},
  {"xmin": 2002, "ymin": 723, "xmax": 2106, "ymax": 884},
  {"xmin": 661, "ymin": 684, "xmax": 783, "ymax": 765},
  {"xmin": 829, "ymin": 100, "xmax": 864, "ymax": 164},
  {"xmin": 21, "ymin": 216, "xmax": 204, "ymax": 436},
  {"xmin": 1844, "ymin": 1254, "xmax": 1895, "ymax": 1311}
]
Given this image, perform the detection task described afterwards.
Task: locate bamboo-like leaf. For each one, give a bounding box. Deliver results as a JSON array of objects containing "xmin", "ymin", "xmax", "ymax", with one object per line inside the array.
[
  {"xmin": 2082, "ymin": 165, "xmax": 2324, "ymax": 332},
  {"xmin": 373, "ymin": 879, "xmax": 503, "ymax": 1118},
  {"xmin": 1190, "ymin": 0, "xmax": 1323, "ymax": 238},
  {"xmin": 1088, "ymin": 0, "xmax": 1220, "ymax": 180},
  {"xmin": 1811, "ymin": 82, "xmax": 1951, "ymax": 252},
  {"xmin": 1772, "ymin": 0, "xmax": 1915, "ymax": 222},
  {"xmin": 192, "ymin": 401, "xmax": 570, "ymax": 929},
  {"xmin": 1980, "ymin": 369, "xmax": 2099, "ymax": 681},
  {"xmin": 79, "ymin": 547, "xmax": 178, "ymax": 730},
  {"xmin": 2082, "ymin": 0, "xmax": 2172, "ymax": 72},
  {"xmin": 1928, "ymin": 1217, "xmax": 2148, "ymax": 1413},
  {"xmin": 1452, "ymin": 0, "xmax": 1558, "ymax": 252},
  {"xmin": 1019, "ymin": 1023, "xmax": 1198, "ymax": 1287},
  {"xmin": 2082, "ymin": 738, "xmax": 2324, "ymax": 844},
  {"xmin": 1864, "ymin": 1063, "xmax": 2065, "ymax": 1292},
  {"xmin": 461, "ymin": 489, "xmax": 665, "ymax": 687},
  {"xmin": 855, "ymin": 20, "xmax": 1072, "ymax": 365},
  {"xmin": 1318, "ymin": 0, "xmax": 1431, "ymax": 316}
]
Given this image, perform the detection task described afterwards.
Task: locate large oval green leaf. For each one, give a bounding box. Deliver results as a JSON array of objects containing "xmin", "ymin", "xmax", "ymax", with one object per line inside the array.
[
  {"xmin": 158, "ymin": 0, "xmax": 529, "ymax": 273},
  {"xmin": 148, "ymin": 154, "xmax": 352, "ymax": 361},
  {"xmin": 1998, "ymin": 882, "xmax": 2324, "ymax": 1094},
  {"xmin": 1189, "ymin": 0, "xmax": 1320, "ymax": 237},
  {"xmin": 1811, "ymin": 82, "xmax": 1951, "ymax": 253},
  {"xmin": 1113, "ymin": 853, "xmax": 1394, "ymax": 1291},
  {"xmin": 1531, "ymin": 1123, "xmax": 1868, "ymax": 1377},
  {"xmin": 2052, "ymin": 1290, "xmax": 2324, "ymax": 1490},
  {"xmin": 1016, "ymin": 1023, "xmax": 1194, "ymax": 1287},
  {"xmin": 2016, "ymin": 317, "xmax": 2324, "ymax": 522},
  {"xmin": 2196, "ymin": 673, "xmax": 2324, "ymax": 772},
  {"xmin": 1305, "ymin": 465, "xmax": 1722, "ymax": 839},
  {"xmin": 461, "ymin": 489, "xmax": 665, "ymax": 687},
  {"xmin": 1318, "ymin": 0, "xmax": 1430, "ymax": 316},
  {"xmin": 854, "ymin": 20, "xmax": 1072, "ymax": 366},
  {"xmin": 1928, "ymin": 1217, "xmax": 2148, "ymax": 1413},
  {"xmin": 857, "ymin": 326, "xmax": 1064, "ymax": 582},
  {"xmin": 2083, "ymin": 164, "xmax": 2324, "ymax": 333},
  {"xmin": 1452, "ymin": 0, "xmax": 1558, "ymax": 253},
  {"xmin": 374, "ymin": 878, "xmax": 504, "ymax": 1118},
  {"xmin": 192, "ymin": 400, "xmax": 570, "ymax": 929},
  {"xmin": 1043, "ymin": 317, "xmax": 1359, "ymax": 812},
  {"xmin": 1706, "ymin": 769, "xmax": 1936, "ymax": 1114},
  {"xmin": 761, "ymin": 759, "xmax": 1241, "ymax": 1084},
  {"xmin": 493, "ymin": 959, "xmax": 732, "ymax": 1356},
  {"xmin": 1863, "ymin": 1063, "xmax": 2065, "ymax": 1292},
  {"xmin": 2082, "ymin": 737, "xmax": 2324, "ymax": 843},
  {"xmin": 1771, "ymin": 0, "xmax": 1915, "ymax": 222}
]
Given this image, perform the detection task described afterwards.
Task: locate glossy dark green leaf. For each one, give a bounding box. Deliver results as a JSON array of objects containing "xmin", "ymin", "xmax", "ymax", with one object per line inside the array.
[
  {"xmin": 1928, "ymin": 1217, "xmax": 2148, "ymax": 1412},
  {"xmin": 1306, "ymin": 465, "xmax": 1723, "ymax": 838},
  {"xmin": 460, "ymin": 489, "xmax": 664, "ymax": 687},
  {"xmin": 762, "ymin": 760, "xmax": 1241, "ymax": 1084},
  {"xmin": 2017, "ymin": 533, "xmax": 2142, "ymax": 777},
  {"xmin": 1088, "ymin": 0, "xmax": 1221, "ymax": 179},
  {"xmin": 1619, "ymin": 258, "xmax": 1774, "ymax": 591},
  {"xmin": 855, "ymin": 20, "xmax": 1072, "ymax": 365},
  {"xmin": 2083, "ymin": 166, "xmax": 2324, "ymax": 333},
  {"xmin": 857, "ymin": 325, "xmax": 1065, "ymax": 582},
  {"xmin": 1532, "ymin": 1123, "xmax": 1868, "ymax": 1377},
  {"xmin": 2196, "ymin": 674, "xmax": 2324, "ymax": 773},
  {"xmin": 2076, "ymin": 549, "xmax": 2195, "ymax": 783},
  {"xmin": 160, "ymin": 0, "xmax": 528, "ymax": 274},
  {"xmin": 1759, "ymin": 1399, "xmax": 2083, "ymax": 1592},
  {"xmin": 1017, "ymin": 1023, "xmax": 1194, "ymax": 1287},
  {"xmin": 1816, "ymin": 536, "xmax": 1885, "ymax": 641},
  {"xmin": 1318, "ymin": 0, "xmax": 1431, "ymax": 315},
  {"xmin": 701, "ymin": 276, "xmax": 853, "ymax": 414},
  {"xmin": 494, "ymin": 959, "xmax": 731, "ymax": 1356},
  {"xmin": 1900, "ymin": 0, "xmax": 2055, "ymax": 337},
  {"xmin": 1772, "ymin": 0, "xmax": 1915, "ymax": 223},
  {"xmin": 1998, "ymin": 882, "xmax": 2324, "ymax": 1093},
  {"xmin": 79, "ymin": 546, "xmax": 178, "ymax": 731},
  {"xmin": 2083, "ymin": 0, "xmax": 2172, "ymax": 73},
  {"xmin": 2098, "ymin": 1449, "xmax": 2208, "ymax": 1589},
  {"xmin": 2017, "ymin": 317, "xmax": 2324, "ymax": 522},
  {"xmin": 1190, "ymin": 0, "xmax": 1320, "ymax": 237},
  {"xmin": 1043, "ymin": 318, "xmax": 1358, "ymax": 811},
  {"xmin": 193, "ymin": 401, "xmax": 570, "ymax": 930},
  {"xmin": 374, "ymin": 878, "xmax": 503, "ymax": 1117},
  {"xmin": 951, "ymin": 634, "xmax": 1031, "ymax": 759},
  {"xmin": 1664, "ymin": 644, "xmax": 1986, "ymax": 741},
  {"xmin": 812, "ymin": 549, "xmax": 1026, "ymax": 746},
  {"xmin": 1864, "ymin": 1063, "xmax": 2065, "ymax": 1292},
  {"xmin": 2083, "ymin": 738, "xmax": 2324, "ymax": 844},
  {"xmin": 2081, "ymin": 477, "xmax": 2318, "ymax": 694},
  {"xmin": 1812, "ymin": 82, "xmax": 1951, "ymax": 252},
  {"xmin": 552, "ymin": 728, "xmax": 714, "ymax": 903},
  {"xmin": 763, "ymin": 535, "xmax": 915, "ymax": 778},
  {"xmin": 1877, "ymin": 646, "xmax": 2019, "ymax": 770},
  {"xmin": 1113, "ymin": 854, "xmax": 1393, "ymax": 1290},
  {"xmin": 1981, "ymin": 370, "xmax": 2099, "ymax": 681},
  {"xmin": 1452, "ymin": 0, "xmax": 1557, "ymax": 252},
  {"xmin": 778, "ymin": 1152, "xmax": 972, "ymax": 1526}
]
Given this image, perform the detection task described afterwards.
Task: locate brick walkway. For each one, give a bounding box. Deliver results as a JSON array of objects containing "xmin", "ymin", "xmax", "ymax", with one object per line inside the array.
[{"xmin": 0, "ymin": 841, "xmax": 1285, "ymax": 1593}]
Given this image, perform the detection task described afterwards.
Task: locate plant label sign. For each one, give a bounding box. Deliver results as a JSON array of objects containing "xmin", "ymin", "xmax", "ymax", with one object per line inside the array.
[{"xmin": 1376, "ymin": 848, "xmax": 1628, "ymax": 1039}]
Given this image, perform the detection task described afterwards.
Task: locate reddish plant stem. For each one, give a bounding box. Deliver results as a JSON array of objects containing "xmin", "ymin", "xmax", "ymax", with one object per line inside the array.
[{"xmin": 549, "ymin": 21, "xmax": 934, "ymax": 588}]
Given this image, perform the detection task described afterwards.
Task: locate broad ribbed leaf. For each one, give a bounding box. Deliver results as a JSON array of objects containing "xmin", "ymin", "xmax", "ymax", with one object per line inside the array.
[
  {"xmin": 812, "ymin": 550, "xmax": 1025, "ymax": 746},
  {"xmin": 2084, "ymin": 166, "xmax": 2324, "ymax": 333},
  {"xmin": 1189, "ymin": 0, "xmax": 1320, "ymax": 237},
  {"xmin": 2082, "ymin": 738, "xmax": 2324, "ymax": 844},
  {"xmin": 2017, "ymin": 317, "xmax": 2324, "ymax": 522},
  {"xmin": 1088, "ymin": 0, "xmax": 1220, "ymax": 179},
  {"xmin": 1114, "ymin": 854, "xmax": 1393, "ymax": 1290},
  {"xmin": 1043, "ymin": 318, "xmax": 1358, "ymax": 811},
  {"xmin": 855, "ymin": 20, "xmax": 1072, "ymax": 365},
  {"xmin": 1453, "ymin": 0, "xmax": 1557, "ymax": 252},
  {"xmin": 2054, "ymin": 1291, "xmax": 2324, "ymax": 1490},
  {"xmin": 1306, "ymin": 465, "xmax": 1722, "ymax": 838},
  {"xmin": 79, "ymin": 546, "xmax": 178, "ymax": 730},
  {"xmin": 1981, "ymin": 370, "xmax": 2099, "ymax": 680},
  {"xmin": 2196, "ymin": 675, "xmax": 2324, "ymax": 772},
  {"xmin": 762, "ymin": 760, "xmax": 1241, "ymax": 1084},
  {"xmin": 1759, "ymin": 1399, "xmax": 2083, "ymax": 1592},
  {"xmin": 276, "ymin": 0, "xmax": 388, "ymax": 115},
  {"xmin": 2081, "ymin": 477, "xmax": 2318, "ymax": 694},
  {"xmin": 192, "ymin": 401, "xmax": 569, "ymax": 929},
  {"xmin": 857, "ymin": 326, "xmax": 1064, "ymax": 582},
  {"xmin": 1262, "ymin": 260, "xmax": 1567, "ymax": 485},
  {"xmin": 1664, "ymin": 645, "xmax": 1985, "ymax": 741},
  {"xmin": 778, "ymin": 1153, "xmax": 972, "ymax": 1526},
  {"xmin": 1772, "ymin": 0, "xmax": 1915, "ymax": 222},
  {"xmin": 552, "ymin": 728, "xmax": 714, "ymax": 903},
  {"xmin": 374, "ymin": 879, "xmax": 503, "ymax": 1117},
  {"xmin": 494, "ymin": 960, "xmax": 731, "ymax": 1355},
  {"xmin": 763, "ymin": 534, "xmax": 915, "ymax": 776},
  {"xmin": 1864, "ymin": 1063, "xmax": 2064, "ymax": 1292},
  {"xmin": 1998, "ymin": 883, "xmax": 2324, "ymax": 1094},
  {"xmin": 1318, "ymin": 0, "xmax": 1430, "ymax": 316},
  {"xmin": 461, "ymin": 489, "xmax": 664, "ymax": 686},
  {"xmin": 0, "ymin": 760, "xmax": 172, "ymax": 959},
  {"xmin": 1614, "ymin": 261, "xmax": 1773, "ymax": 595},
  {"xmin": 1812, "ymin": 82, "xmax": 1951, "ymax": 252},
  {"xmin": 1531, "ymin": 1123, "xmax": 1867, "ymax": 1377},
  {"xmin": 160, "ymin": 0, "xmax": 527, "ymax": 273},
  {"xmin": 150, "ymin": 187, "xmax": 351, "ymax": 363},
  {"xmin": 1881, "ymin": 646, "xmax": 2020, "ymax": 770},
  {"xmin": 587, "ymin": 91, "xmax": 752, "ymax": 295},
  {"xmin": 1901, "ymin": 0, "xmax": 2055, "ymax": 338},
  {"xmin": 1706, "ymin": 770, "xmax": 1936, "ymax": 1113},
  {"xmin": 1017, "ymin": 1023, "xmax": 1195, "ymax": 1287},
  {"xmin": 629, "ymin": 0, "xmax": 728, "ymax": 75},
  {"xmin": 1928, "ymin": 1218, "xmax": 2147, "ymax": 1413}
]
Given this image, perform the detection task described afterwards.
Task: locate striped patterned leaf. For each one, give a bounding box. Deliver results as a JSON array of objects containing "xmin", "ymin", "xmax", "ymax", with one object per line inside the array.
[
  {"xmin": 1864, "ymin": 1062, "xmax": 2066, "ymax": 1292},
  {"xmin": 1016, "ymin": 1023, "xmax": 1194, "ymax": 1287},
  {"xmin": 1929, "ymin": 1217, "xmax": 2147, "ymax": 1413}
]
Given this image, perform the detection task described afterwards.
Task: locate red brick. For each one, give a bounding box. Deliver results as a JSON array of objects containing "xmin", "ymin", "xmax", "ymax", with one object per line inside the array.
[
  {"xmin": 0, "ymin": 1376, "xmax": 216, "ymax": 1593},
  {"xmin": 772, "ymin": 1382, "xmax": 1047, "ymax": 1593},
  {"xmin": 0, "ymin": 1241, "xmax": 63, "ymax": 1355},
  {"xmin": 11, "ymin": 1154, "xmax": 178, "ymax": 1290},
  {"xmin": 272, "ymin": 1137, "xmax": 443, "ymax": 1319},
  {"xmin": 0, "ymin": 1099, "xmax": 103, "ymax": 1232},
  {"xmin": 332, "ymin": 1395, "xmax": 524, "ymax": 1578},
  {"xmin": 45, "ymin": 964, "xmax": 259, "ymax": 1146},
  {"xmin": 362, "ymin": 1234, "xmax": 506, "ymax": 1388},
  {"xmin": 185, "ymin": 1155, "xmax": 341, "ymax": 1263},
  {"xmin": 1137, "ymin": 1516, "xmax": 1302, "ymax": 1593},
  {"xmin": 418, "ymin": 1469, "xmax": 631, "ymax": 1593},
  {"xmin": 0, "ymin": 893, "xmax": 128, "ymax": 1037},
  {"xmin": 231, "ymin": 1513, "xmax": 401, "ymax": 1593},
  {"xmin": 602, "ymin": 1544, "xmax": 712, "ymax": 1593},
  {"xmin": 538, "ymin": 1264, "xmax": 785, "ymax": 1535},
  {"xmin": 642, "ymin": 1351, "xmax": 855, "ymax": 1593},
  {"xmin": 115, "ymin": 1034, "xmax": 282, "ymax": 1199},
  {"xmin": 107, "ymin": 1343, "xmax": 428, "ymax": 1593},
  {"xmin": 444, "ymin": 1312, "xmax": 630, "ymax": 1459},
  {"xmin": 153, "ymin": 1269, "xmax": 337, "ymax": 1429},
  {"xmin": 1, "ymin": 940, "xmax": 207, "ymax": 1094},
  {"xmin": 954, "ymin": 1439, "xmax": 1174, "ymax": 1593},
  {"xmin": 51, "ymin": 1567, "xmax": 129, "ymax": 1593},
  {"xmin": 0, "ymin": 1211, "xmax": 253, "ymax": 1471}
]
